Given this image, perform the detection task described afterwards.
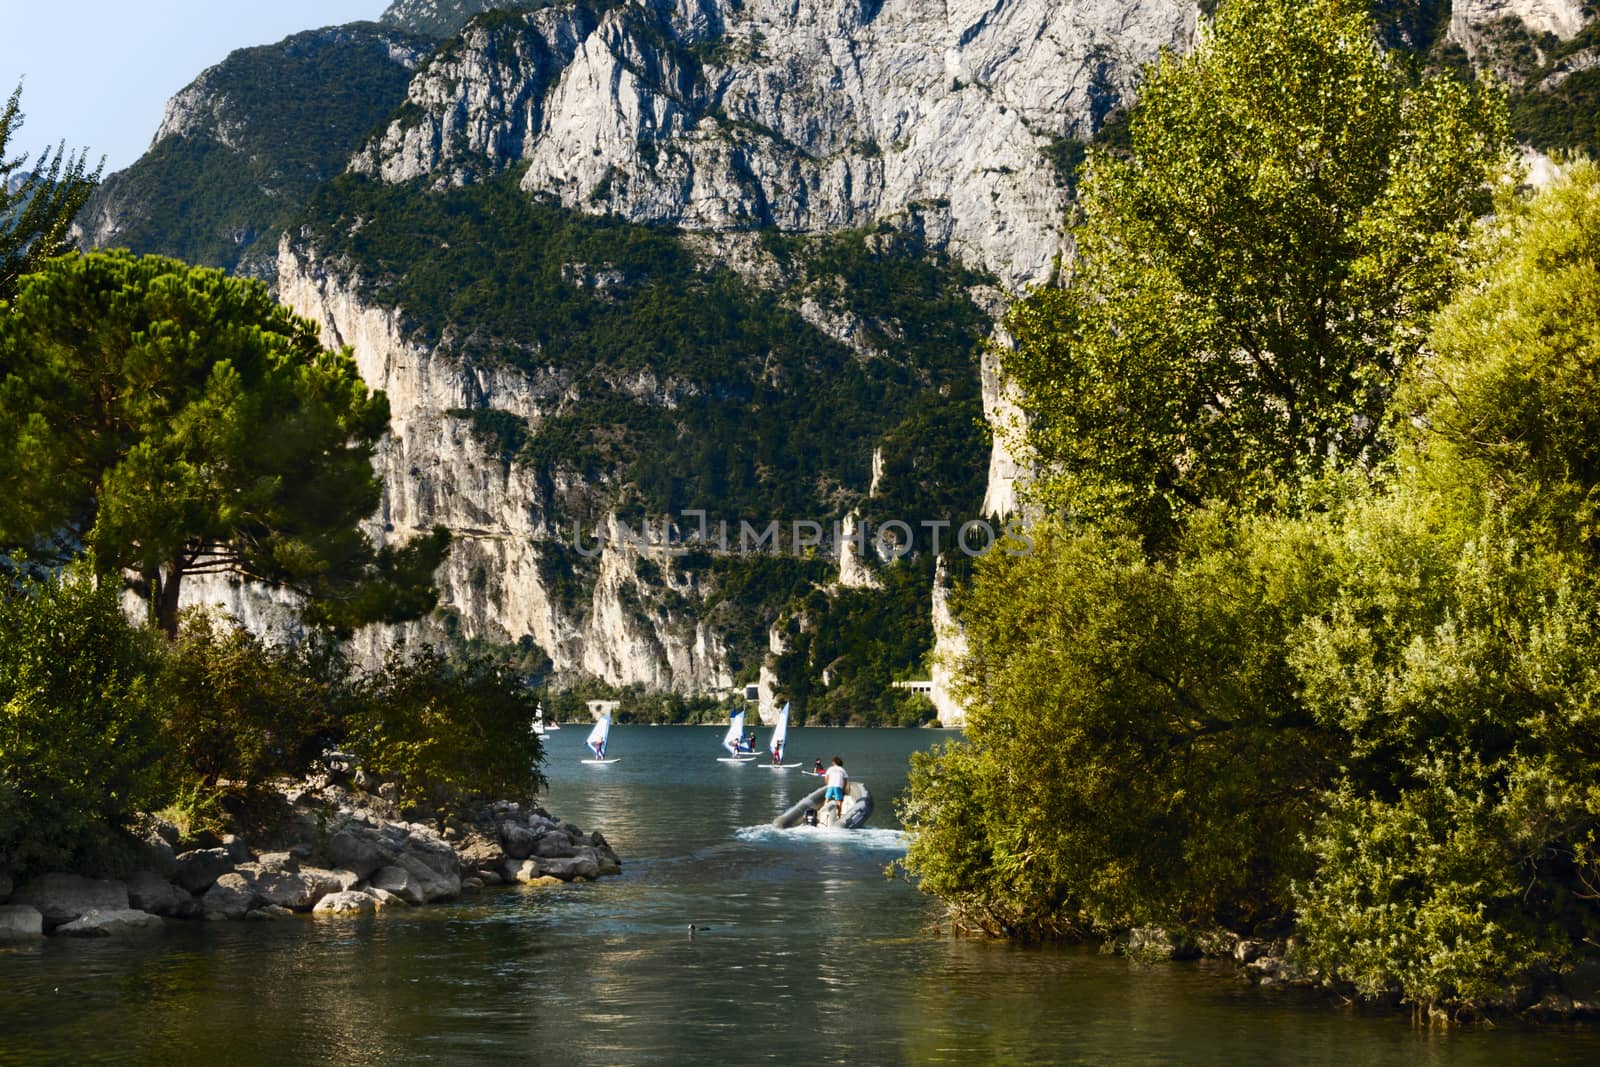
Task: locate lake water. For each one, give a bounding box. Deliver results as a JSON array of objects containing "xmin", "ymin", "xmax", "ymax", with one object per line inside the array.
[{"xmin": 3, "ymin": 725, "xmax": 1599, "ymax": 1064}]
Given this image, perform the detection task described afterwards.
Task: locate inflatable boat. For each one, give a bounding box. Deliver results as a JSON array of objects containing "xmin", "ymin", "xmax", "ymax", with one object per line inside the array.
[{"xmin": 773, "ymin": 781, "xmax": 873, "ymax": 830}]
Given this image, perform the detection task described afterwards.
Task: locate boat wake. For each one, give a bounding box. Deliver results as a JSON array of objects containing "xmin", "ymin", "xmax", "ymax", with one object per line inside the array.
[{"xmin": 734, "ymin": 824, "xmax": 909, "ymax": 852}]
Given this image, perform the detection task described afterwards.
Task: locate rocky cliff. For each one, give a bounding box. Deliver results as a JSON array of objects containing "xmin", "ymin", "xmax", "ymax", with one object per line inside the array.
[{"xmin": 88, "ymin": 1, "xmax": 1600, "ymax": 725}]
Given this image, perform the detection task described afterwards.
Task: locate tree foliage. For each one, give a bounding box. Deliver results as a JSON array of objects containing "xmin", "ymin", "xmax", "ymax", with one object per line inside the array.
[
  {"xmin": 0, "ymin": 569, "xmax": 167, "ymax": 878},
  {"xmin": 0, "ymin": 83, "xmax": 102, "ymax": 300},
  {"xmin": 346, "ymin": 647, "xmax": 546, "ymax": 809},
  {"xmin": 0, "ymin": 249, "xmax": 449, "ymax": 636},
  {"xmin": 158, "ymin": 611, "xmax": 348, "ymax": 791},
  {"xmin": 899, "ymin": 514, "xmax": 1342, "ymax": 937},
  {"xmin": 1003, "ymin": 0, "xmax": 1509, "ymax": 542},
  {"xmin": 907, "ymin": 160, "xmax": 1600, "ymax": 1012},
  {"xmin": 1289, "ymin": 163, "xmax": 1600, "ymax": 1011}
]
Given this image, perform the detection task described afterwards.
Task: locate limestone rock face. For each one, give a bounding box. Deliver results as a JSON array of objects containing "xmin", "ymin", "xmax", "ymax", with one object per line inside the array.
[
  {"xmin": 190, "ymin": 243, "xmax": 735, "ymax": 694},
  {"xmin": 358, "ymin": 0, "xmax": 1196, "ymax": 290},
  {"xmin": 1451, "ymin": 0, "xmax": 1590, "ymax": 51}
]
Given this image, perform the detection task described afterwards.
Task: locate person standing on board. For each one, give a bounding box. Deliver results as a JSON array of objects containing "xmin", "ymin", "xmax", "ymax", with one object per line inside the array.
[{"xmin": 823, "ymin": 756, "xmax": 848, "ymax": 818}]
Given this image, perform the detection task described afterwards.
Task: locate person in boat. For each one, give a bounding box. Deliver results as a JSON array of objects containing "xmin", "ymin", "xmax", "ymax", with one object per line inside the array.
[{"xmin": 823, "ymin": 756, "xmax": 848, "ymax": 817}]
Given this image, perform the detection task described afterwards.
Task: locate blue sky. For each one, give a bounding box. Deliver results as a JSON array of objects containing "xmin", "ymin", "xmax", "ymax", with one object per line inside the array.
[{"xmin": 1, "ymin": 2, "xmax": 386, "ymax": 174}]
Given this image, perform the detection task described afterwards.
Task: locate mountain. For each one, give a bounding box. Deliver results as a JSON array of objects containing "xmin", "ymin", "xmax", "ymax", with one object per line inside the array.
[
  {"xmin": 78, "ymin": 0, "xmax": 1600, "ymax": 725},
  {"xmin": 76, "ymin": 23, "xmax": 434, "ymax": 278}
]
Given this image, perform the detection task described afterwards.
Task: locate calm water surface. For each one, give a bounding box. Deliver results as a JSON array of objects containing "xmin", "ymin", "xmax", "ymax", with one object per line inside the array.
[{"xmin": 3, "ymin": 725, "xmax": 1599, "ymax": 1065}]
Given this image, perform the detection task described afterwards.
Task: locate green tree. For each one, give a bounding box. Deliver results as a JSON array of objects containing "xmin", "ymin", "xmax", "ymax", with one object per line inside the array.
[
  {"xmin": 0, "ymin": 250, "xmax": 449, "ymax": 636},
  {"xmin": 0, "ymin": 568, "xmax": 167, "ymax": 877},
  {"xmin": 898, "ymin": 513, "xmax": 1343, "ymax": 938},
  {"xmin": 158, "ymin": 611, "xmax": 349, "ymax": 792},
  {"xmin": 1290, "ymin": 163, "xmax": 1600, "ymax": 1012},
  {"xmin": 1003, "ymin": 0, "xmax": 1509, "ymax": 542},
  {"xmin": 1, "ymin": 83, "xmax": 102, "ymax": 299},
  {"xmin": 346, "ymin": 647, "xmax": 546, "ymax": 810}
]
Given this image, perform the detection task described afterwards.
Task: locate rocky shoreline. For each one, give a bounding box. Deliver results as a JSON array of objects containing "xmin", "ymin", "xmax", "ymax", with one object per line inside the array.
[
  {"xmin": 0, "ymin": 779, "xmax": 620, "ymax": 940},
  {"xmin": 1121, "ymin": 925, "xmax": 1600, "ymax": 1023}
]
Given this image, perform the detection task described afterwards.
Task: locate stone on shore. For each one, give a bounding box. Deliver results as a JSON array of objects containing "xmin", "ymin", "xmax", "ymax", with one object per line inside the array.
[
  {"xmin": 252, "ymin": 866, "xmax": 353, "ymax": 911},
  {"xmin": 202, "ymin": 872, "xmax": 262, "ymax": 920},
  {"xmin": 125, "ymin": 871, "xmax": 195, "ymax": 918},
  {"xmin": 0, "ymin": 905, "xmax": 44, "ymax": 940},
  {"xmin": 534, "ymin": 833, "xmax": 577, "ymax": 859},
  {"xmin": 11, "ymin": 874, "xmax": 129, "ymax": 929},
  {"xmin": 325, "ymin": 830, "xmax": 392, "ymax": 879},
  {"xmin": 55, "ymin": 908, "xmax": 165, "ymax": 937},
  {"xmin": 140, "ymin": 833, "xmax": 179, "ymax": 879},
  {"xmin": 312, "ymin": 891, "xmax": 375, "ymax": 917},
  {"xmin": 537, "ymin": 854, "xmax": 601, "ymax": 882},
  {"xmin": 369, "ymin": 865, "xmax": 425, "ymax": 905},
  {"xmin": 172, "ymin": 848, "xmax": 235, "ymax": 894},
  {"xmin": 245, "ymin": 905, "xmax": 295, "ymax": 920},
  {"xmin": 499, "ymin": 821, "xmax": 538, "ymax": 860},
  {"xmin": 363, "ymin": 887, "xmax": 407, "ymax": 908}
]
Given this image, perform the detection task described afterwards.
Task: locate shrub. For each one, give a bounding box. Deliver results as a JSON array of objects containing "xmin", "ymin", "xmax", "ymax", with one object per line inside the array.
[
  {"xmin": 0, "ymin": 569, "xmax": 167, "ymax": 877},
  {"xmin": 347, "ymin": 648, "xmax": 546, "ymax": 809}
]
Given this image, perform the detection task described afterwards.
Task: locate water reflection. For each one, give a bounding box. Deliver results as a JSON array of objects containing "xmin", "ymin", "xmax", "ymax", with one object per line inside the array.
[{"xmin": 4, "ymin": 726, "xmax": 1600, "ymax": 1065}]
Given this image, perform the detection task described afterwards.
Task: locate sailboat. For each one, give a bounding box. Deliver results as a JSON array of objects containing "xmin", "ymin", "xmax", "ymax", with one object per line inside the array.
[
  {"xmin": 718, "ymin": 710, "xmax": 757, "ymax": 762},
  {"xmin": 761, "ymin": 702, "xmax": 801, "ymax": 768},
  {"xmin": 582, "ymin": 713, "xmax": 621, "ymax": 764},
  {"xmin": 532, "ymin": 701, "xmax": 546, "ymax": 735}
]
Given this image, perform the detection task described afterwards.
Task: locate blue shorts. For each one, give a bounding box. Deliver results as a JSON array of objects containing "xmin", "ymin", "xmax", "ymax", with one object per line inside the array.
[{"xmin": 825, "ymin": 786, "xmax": 844, "ymax": 802}]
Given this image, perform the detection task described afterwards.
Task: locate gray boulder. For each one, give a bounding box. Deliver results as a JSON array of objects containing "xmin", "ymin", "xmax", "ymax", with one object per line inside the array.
[
  {"xmin": 535, "ymin": 833, "xmax": 577, "ymax": 859},
  {"xmin": 139, "ymin": 832, "xmax": 179, "ymax": 879},
  {"xmin": 55, "ymin": 908, "xmax": 165, "ymax": 937},
  {"xmin": 245, "ymin": 905, "xmax": 295, "ymax": 920},
  {"xmin": 172, "ymin": 848, "xmax": 234, "ymax": 894},
  {"xmin": 125, "ymin": 871, "xmax": 193, "ymax": 918},
  {"xmin": 581, "ymin": 846, "xmax": 621, "ymax": 878},
  {"xmin": 0, "ymin": 905, "xmax": 43, "ymax": 940},
  {"xmin": 325, "ymin": 829, "xmax": 391, "ymax": 879},
  {"xmin": 254, "ymin": 867, "xmax": 352, "ymax": 911},
  {"xmin": 220, "ymin": 835, "xmax": 252, "ymax": 864},
  {"xmin": 369, "ymin": 865, "xmax": 425, "ymax": 906},
  {"xmin": 401, "ymin": 833, "xmax": 460, "ymax": 878},
  {"xmin": 533, "ymin": 854, "xmax": 600, "ymax": 882},
  {"xmin": 363, "ymin": 887, "xmax": 407, "ymax": 908},
  {"xmin": 499, "ymin": 821, "xmax": 538, "ymax": 860},
  {"xmin": 201, "ymin": 872, "xmax": 262, "ymax": 920},
  {"xmin": 502, "ymin": 859, "xmax": 541, "ymax": 884},
  {"xmin": 395, "ymin": 852, "xmax": 460, "ymax": 901},
  {"xmin": 11, "ymin": 874, "xmax": 129, "ymax": 928},
  {"xmin": 253, "ymin": 852, "xmax": 300, "ymax": 875},
  {"xmin": 312, "ymin": 890, "xmax": 375, "ymax": 917}
]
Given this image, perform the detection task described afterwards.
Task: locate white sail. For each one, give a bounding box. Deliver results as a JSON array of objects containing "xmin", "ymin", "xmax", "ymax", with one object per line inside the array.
[
  {"xmin": 721, "ymin": 710, "xmax": 746, "ymax": 756},
  {"xmin": 586, "ymin": 714, "xmax": 612, "ymax": 759},
  {"xmin": 532, "ymin": 701, "xmax": 546, "ymax": 735},
  {"xmin": 769, "ymin": 702, "xmax": 790, "ymax": 762}
]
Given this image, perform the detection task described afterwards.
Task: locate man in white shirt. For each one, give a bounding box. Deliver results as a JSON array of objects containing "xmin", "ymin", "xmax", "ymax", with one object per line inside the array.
[{"xmin": 823, "ymin": 756, "xmax": 848, "ymax": 818}]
